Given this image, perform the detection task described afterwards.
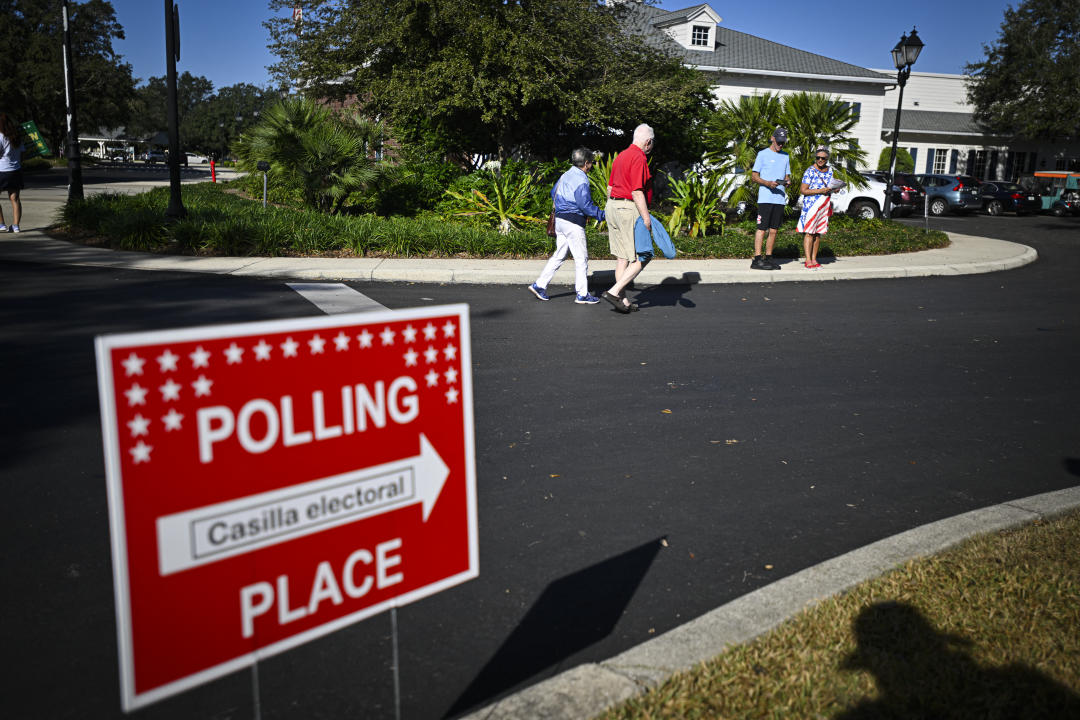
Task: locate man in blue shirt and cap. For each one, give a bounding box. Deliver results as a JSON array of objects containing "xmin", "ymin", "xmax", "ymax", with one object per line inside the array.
[{"xmin": 750, "ymin": 127, "xmax": 791, "ymax": 270}]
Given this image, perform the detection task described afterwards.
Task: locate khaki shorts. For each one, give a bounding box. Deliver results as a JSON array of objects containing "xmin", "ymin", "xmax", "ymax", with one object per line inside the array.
[{"xmin": 606, "ymin": 198, "xmax": 639, "ymax": 261}]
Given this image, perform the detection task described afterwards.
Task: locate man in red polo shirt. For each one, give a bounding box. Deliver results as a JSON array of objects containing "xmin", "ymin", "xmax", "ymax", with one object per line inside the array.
[{"xmin": 602, "ymin": 124, "xmax": 654, "ymax": 314}]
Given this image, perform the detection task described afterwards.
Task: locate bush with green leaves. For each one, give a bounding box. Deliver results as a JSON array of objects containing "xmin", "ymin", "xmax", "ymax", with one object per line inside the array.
[
  {"xmin": 440, "ymin": 162, "xmax": 549, "ymax": 234},
  {"xmin": 56, "ymin": 181, "xmax": 948, "ymax": 259},
  {"xmin": 234, "ymin": 96, "xmax": 389, "ymax": 214},
  {"xmin": 877, "ymin": 146, "xmax": 915, "ymax": 173},
  {"xmin": 666, "ymin": 170, "xmax": 735, "ymax": 238}
]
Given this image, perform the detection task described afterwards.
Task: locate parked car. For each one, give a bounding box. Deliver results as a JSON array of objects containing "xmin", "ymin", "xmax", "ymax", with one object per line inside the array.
[
  {"xmin": 914, "ymin": 174, "xmax": 983, "ymax": 215},
  {"xmin": 829, "ymin": 174, "xmax": 914, "ymax": 219},
  {"xmin": 977, "ymin": 181, "xmax": 1041, "ymax": 216},
  {"xmin": 864, "ymin": 171, "xmax": 926, "ymax": 216},
  {"xmin": 184, "ymin": 152, "xmax": 208, "ymax": 164},
  {"xmin": 140, "ymin": 150, "xmax": 166, "ymax": 164}
]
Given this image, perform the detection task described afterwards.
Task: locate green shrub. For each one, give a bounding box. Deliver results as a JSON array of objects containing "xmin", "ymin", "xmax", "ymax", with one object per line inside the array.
[{"xmin": 57, "ymin": 181, "xmax": 948, "ymax": 259}]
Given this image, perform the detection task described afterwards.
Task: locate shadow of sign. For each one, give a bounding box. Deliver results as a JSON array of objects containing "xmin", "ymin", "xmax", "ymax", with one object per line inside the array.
[
  {"xmin": 446, "ymin": 537, "xmax": 664, "ymax": 717},
  {"xmin": 834, "ymin": 601, "xmax": 1080, "ymax": 719}
]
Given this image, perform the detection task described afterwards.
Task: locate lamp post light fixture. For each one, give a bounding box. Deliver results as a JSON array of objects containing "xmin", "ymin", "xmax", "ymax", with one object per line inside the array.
[{"xmin": 882, "ymin": 27, "xmax": 924, "ymax": 219}]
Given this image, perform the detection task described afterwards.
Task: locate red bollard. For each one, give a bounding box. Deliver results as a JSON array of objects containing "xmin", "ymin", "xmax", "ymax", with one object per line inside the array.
[{"xmin": 210, "ymin": 160, "xmax": 216, "ymax": 183}]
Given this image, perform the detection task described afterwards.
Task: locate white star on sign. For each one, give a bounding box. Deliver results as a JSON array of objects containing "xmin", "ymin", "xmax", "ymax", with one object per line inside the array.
[
  {"xmin": 190, "ymin": 346, "xmax": 211, "ymax": 368},
  {"xmin": 334, "ymin": 332, "xmax": 350, "ymax": 351},
  {"xmin": 425, "ymin": 369, "xmax": 439, "ymax": 387},
  {"xmin": 357, "ymin": 329, "xmax": 374, "ymax": 348},
  {"xmin": 424, "ymin": 346, "xmax": 439, "ymax": 364},
  {"xmin": 402, "ymin": 325, "xmax": 418, "ymax": 343},
  {"xmin": 156, "ymin": 349, "xmax": 179, "ymax": 372},
  {"xmin": 162, "ymin": 408, "xmax": 184, "ymax": 431},
  {"xmin": 444, "ymin": 367, "xmax": 459, "ymax": 384},
  {"xmin": 192, "ymin": 375, "xmax": 213, "ymax": 397},
  {"xmin": 308, "ymin": 334, "xmax": 326, "ymax": 354},
  {"xmin": 403, "ymin": 349, "xmax": 419, "ymax": 367},
  {"xmin": 443, "ymin": 344, "xmax": 458, "ymax": 361},
  {"xmin": 124, "ymin": 384, "xmax": 148, "ymax": 407},
  {"xmin": 130, "ymin": 441, "xmax": 152, "ymax": 464},
  {"xmin": 445, "ymin": 387, "xmax": 459, "ymax": 404},
  {"xmin": 159, "ymin": 379, "xmax": 181, "ymax": 402},
  {"xmin": 423, "ymin": 323, "xmax": 437, "ymax": 341},
  {"xmin": 254, "ymin": 340, "xmax": 272, "ymax": 361},
  {"xmin": 127, "ymin": 414, "xmax": 150, "ymax": 437},
  {"xmin": 442, "ymin": 321, "xmax": 457, "ymax": 338},
  {"xmin": 224, "ymin": 343, "xmax": 244, "ymax": 364},
  {"xmin": 122, "ymin": 353, "xmax": 146, "ymax": 377},
  {"xmin": 281, "ymin": 337, "xmax": 299, "ymax": 357},
  {"xmin": 380, "ymin": 327, "xmax": 396, "ymax": 346}
]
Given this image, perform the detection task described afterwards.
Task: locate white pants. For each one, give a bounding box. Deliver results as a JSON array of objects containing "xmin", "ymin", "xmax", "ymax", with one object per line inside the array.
[{"xmin": 536, "ymin": 218, "xmax": 589, "ymax": 296}]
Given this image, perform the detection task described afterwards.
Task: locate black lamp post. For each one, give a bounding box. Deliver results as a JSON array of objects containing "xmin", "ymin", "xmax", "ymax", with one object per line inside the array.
[{"xmin": 883, "ymin": 27, "xmax": 924, "ymax": 219}]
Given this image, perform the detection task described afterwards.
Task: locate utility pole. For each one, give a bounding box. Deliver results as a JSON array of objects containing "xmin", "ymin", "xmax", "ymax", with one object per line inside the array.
[
  {"xmin": 61, "ymin": 0, "xmax": 83, "ymax": 201},
  {"xmin": 164, "ymin": 0, "xmax": 186, "ymax": 218}
]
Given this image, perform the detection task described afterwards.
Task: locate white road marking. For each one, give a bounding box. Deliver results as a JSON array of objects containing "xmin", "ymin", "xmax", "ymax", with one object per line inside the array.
[{"xmin": 287, "ymin": 283, "xmax": 387, "ymax": 314}]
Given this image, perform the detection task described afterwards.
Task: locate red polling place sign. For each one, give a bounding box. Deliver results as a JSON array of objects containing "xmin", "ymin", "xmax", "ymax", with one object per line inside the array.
[{"xmin": 95, "ymin": 305, "xmax": 477, "ymax": 711}]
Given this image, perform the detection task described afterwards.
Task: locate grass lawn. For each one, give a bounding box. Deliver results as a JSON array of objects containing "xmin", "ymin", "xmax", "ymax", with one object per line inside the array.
[
  {"xmin": 598, "ymin": 510, "xmax": 1080, "ymax": 719},
  {"xmin": 55, "ymin": 182, "xmax": 949, "ymax": 260}
]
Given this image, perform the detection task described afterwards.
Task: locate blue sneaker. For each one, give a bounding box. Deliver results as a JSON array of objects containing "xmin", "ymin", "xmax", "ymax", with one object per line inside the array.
[
  {"xmin": 528, "ymin": 283, "xmax": 549, "ymax": 301},
  {"xmin": 575, "ymin": 293, "xmax": 600, "ymax": 304}
]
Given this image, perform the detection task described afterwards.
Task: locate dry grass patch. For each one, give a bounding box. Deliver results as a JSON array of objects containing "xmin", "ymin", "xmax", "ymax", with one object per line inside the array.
[{"xmin": 600, "ymin": 510, "xmax": 1080, "ymax": 719}]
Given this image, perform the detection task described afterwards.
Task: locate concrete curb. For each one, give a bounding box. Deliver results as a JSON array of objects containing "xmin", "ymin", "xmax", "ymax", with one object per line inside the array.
[
  {"xmin": 460, "ymin": 485, "xmax": 1080, "ymax": 720},
  {"xmin": 0, "ymin": 232, "xmax": 1036, "ymax": 285}
]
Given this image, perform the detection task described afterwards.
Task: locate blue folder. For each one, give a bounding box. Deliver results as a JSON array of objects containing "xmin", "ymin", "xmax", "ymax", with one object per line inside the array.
[{"xmin": 634, "ymin": 215, "xmax": 676, "ymax": 260}]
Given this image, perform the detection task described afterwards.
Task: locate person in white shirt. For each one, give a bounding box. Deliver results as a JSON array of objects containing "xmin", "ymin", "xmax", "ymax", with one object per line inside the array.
[{"xmin": 0, "ymin": 112, "xmax": 24, "ymax": 233}]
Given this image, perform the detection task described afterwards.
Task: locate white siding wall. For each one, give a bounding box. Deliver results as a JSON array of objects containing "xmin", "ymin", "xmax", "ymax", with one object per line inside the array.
[
  {"xmin": 874, "ymin": 71, "xmax": 973, "ymax": 113},
  {"xmin": 709, "ymin": 74, "xmax": 889, "ymax": 167}
]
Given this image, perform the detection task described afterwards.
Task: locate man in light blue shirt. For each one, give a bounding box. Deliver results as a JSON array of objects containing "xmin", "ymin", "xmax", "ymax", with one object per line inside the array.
[{"xmin": 750, "ymin": 127, "xmax": 791, "ymax": 270}]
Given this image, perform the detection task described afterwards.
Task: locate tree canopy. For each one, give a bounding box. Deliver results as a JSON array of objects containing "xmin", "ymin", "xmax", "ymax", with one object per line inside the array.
[
  {"xmin": 265, "ymin": 0, "xmax": 714, "ymax": 164},
  {"xmin": 965, "ymin": 0, "xmax": 1080, "ymax": 140},
  {"xmin": 0, "ymin": 0, "xmax": 135, "ymax": 151}
]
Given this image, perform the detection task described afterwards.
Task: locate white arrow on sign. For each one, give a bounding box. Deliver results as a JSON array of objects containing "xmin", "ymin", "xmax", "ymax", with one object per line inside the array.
[{"xmin": 156, "ymin": 434, "xmax": 449, "ymax": 576}]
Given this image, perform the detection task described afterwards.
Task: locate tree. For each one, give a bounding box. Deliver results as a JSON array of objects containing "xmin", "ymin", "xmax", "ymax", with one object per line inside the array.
[
  {"xmin": 0, "ymin": 0, "xmax": 136, "ymax": 152},
  {"xmin": 182, "ymin": 83, "xmax": 278, "ymax": 158},
  {"xmin": 877, "ymin": 147, "xmax": 914, "ymax": 173},
  {"xmin": 235, "ymin": 95, "xmax": 388, "ymax": 214},
  {"xmin": 965, "ymin": 0, "xmax": 1080, "ymax": 140},
  {"xmin": 264, "ymin": 0, "xmax": 714, "ymax": 164},
  {"xmin": 126, "ymin": 72, "xmax": 215, "ymax": 140},
  {"xmin": 705, "ymin": 92, "xmax": 867, "ymax": 206}
]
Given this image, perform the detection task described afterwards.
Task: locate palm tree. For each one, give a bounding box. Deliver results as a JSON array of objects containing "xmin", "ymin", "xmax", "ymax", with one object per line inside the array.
[
  {"xmin": 704, "ymin": 91, "xmax": 867, "ymax": 207},
  {"xmin": 704, "ymin": 93, "xmax": 783, "ymax": 205},
  {"xmin": 780, "ymin": 92, "xmax": 867, "ymax": 202},
  {"xmin": 236, "ymin": 96, "xmax": 387, "ymax": 214}
]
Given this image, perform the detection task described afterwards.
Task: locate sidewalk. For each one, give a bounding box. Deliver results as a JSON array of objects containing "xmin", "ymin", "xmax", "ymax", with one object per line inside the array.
[{"xmin": 0, "ymin": 227, "xmax": 1038, "ymax": 284}]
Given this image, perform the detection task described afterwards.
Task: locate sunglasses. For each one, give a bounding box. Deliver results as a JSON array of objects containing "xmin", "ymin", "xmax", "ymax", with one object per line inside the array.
[{"xmin": 815, "ymin": 156, "xmax": 828, "ymax": 161}]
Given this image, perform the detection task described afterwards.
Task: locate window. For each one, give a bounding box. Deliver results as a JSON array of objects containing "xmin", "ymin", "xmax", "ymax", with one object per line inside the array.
[
  {"xmin": 691, "ymin": 25, "xmax": 710, "ymax": 46},
  {"xmin": 971, "ymin": 150, "xmax": 987, "ymax": 178},
  {"xmin": 933, "ymin": 148, "xmax": 949, "ymax": 174},
  {"xmin": 841, "ymin": 101, "xmax": 862, "ymax": 119}
]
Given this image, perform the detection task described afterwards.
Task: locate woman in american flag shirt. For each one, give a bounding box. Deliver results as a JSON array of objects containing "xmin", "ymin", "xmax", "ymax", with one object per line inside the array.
[{"xmin": 797, "ymin": 147, "xmax": 836, "ymax": 268}]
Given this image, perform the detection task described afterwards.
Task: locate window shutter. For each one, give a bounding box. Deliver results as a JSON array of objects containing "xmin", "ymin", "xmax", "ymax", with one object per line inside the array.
[
  {"xmin": 925, "ymin": 148, "xmax": 935, "ymax": 173},
  {"xmin": 966, "ymin": 150, "xmax": 976, "ymax": 174},
  {"xmin": 949, "ymin": 149, "xmax": 959, "ymax": 174},
  {"xmin": 988, "ymin": 151, "xmax": 999, "ymax": 180}
]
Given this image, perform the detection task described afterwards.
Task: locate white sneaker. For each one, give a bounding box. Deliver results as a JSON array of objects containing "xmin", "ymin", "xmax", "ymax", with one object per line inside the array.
[
  {"xmin": 10, "ymin": 225, "xmax": 19, "ymax": 233},
  {"xmin": 0, "ymin": 225, "xmax": 7, "ymax": 232}
]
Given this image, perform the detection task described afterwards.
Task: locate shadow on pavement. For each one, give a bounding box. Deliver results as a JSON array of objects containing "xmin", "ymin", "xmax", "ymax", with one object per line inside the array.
[
  {"xmin": 446, "ymin": 537, "xmax": 665, "ymax": 717},
  {"xmin": 834, "ymin": 601, "xmax": 1080, "ymax": 719}
]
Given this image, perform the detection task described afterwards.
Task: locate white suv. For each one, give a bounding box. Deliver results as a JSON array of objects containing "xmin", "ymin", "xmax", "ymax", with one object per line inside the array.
[{"xmin": 829, "ymin": 175, "xmax": 889, "ymax": 219}]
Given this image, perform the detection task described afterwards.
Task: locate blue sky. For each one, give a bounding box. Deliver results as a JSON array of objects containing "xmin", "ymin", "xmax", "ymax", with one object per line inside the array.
[{"xmin": 108, "ymin": 0, "xmax": 1014, "ymax": 91}]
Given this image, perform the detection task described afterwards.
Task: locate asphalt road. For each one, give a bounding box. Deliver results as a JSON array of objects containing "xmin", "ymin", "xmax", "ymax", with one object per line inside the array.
[{"xmin": 3, "ymin": 183, "xmax": 1079, "ymax": 718}]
